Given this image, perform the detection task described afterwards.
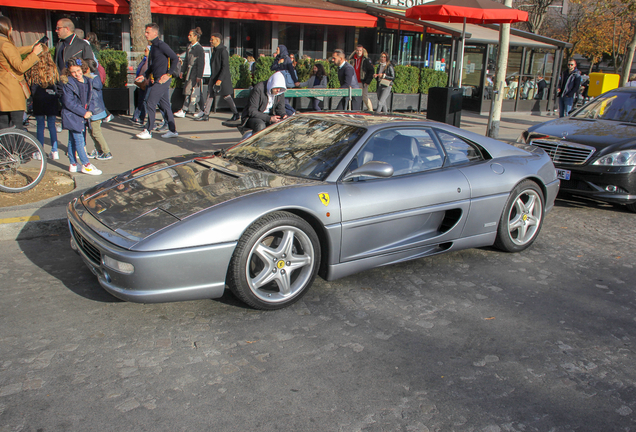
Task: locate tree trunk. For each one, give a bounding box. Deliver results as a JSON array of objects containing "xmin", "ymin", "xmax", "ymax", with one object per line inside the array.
[
  {"xmin": 621, "ymin": 21, "xmax": 636, "ymax": 86},
  {"xmin": 486, "ymin": 19, "xmax": 511, "ymax": 139},
  {"xmin": 130, "ymin": 0, "xmax": 152, "ymax": 54}
]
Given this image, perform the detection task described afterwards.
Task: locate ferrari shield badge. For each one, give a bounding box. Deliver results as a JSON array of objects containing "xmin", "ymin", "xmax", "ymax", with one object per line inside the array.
[{"xmin": 319, "ymin": 192, "xmax": 330, "ymax": 207}]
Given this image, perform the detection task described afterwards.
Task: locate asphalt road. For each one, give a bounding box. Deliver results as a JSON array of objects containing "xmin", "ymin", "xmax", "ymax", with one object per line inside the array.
[{"xmin": 1, "ymin": 196, "xmax": 635, "ymax": 432}]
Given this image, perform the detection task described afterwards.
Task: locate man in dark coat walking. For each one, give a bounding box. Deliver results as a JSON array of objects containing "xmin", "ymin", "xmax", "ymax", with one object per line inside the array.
[
  {"xmin": 174, "ymin": 27, "xmax": 205, "ymax": 118},
  {"xmin": 197, "ymin": 33, "xmax": 239, "ymax": 122},
  {"xmin": 332, "ymin": 49, "xmax": 361, "ymax": 111}
]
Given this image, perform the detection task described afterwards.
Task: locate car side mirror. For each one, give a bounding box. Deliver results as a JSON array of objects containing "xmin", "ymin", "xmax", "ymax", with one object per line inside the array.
[{"xmin": 342, "ymin": 161, "xmax": 394, "ymax": 182}]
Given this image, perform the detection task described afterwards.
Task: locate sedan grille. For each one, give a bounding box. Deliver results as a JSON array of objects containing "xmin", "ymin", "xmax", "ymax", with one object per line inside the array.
[
  {"xmin": 529, "ymin": 139, "xmax": 596, "ymax": 165},
  {"xmin": 71, "ymin": 223, "xmax": 101, "ymax": 265}
]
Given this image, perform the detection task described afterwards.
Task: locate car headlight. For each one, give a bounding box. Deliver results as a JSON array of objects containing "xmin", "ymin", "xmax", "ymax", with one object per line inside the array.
[
  {"xmin": 592, "ymin": 150, "xmax": 636, "ymax": 166},
  {"xmin": 103, "ymin": 255, "xmax": 135, "ymax": 274}
]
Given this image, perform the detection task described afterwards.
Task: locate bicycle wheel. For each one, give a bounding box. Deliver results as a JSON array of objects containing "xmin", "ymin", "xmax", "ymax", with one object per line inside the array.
[{"xmin": 0, "ymin": 129, "xmax": 47, "ymax": 193}]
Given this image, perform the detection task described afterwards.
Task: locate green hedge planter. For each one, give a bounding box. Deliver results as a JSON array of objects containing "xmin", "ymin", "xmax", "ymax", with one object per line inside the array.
[{"xmin": 99, "ymin": 50, "xmax": 129, "ymax": 112}]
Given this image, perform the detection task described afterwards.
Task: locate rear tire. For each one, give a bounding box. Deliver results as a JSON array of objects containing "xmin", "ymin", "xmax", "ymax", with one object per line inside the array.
[
  {"xmin": 625, "ymin": 202, "xmax": 636, "ymax": 213},
  {"xmin": 495, "ymin": 180, "xmax": 544, "ymax": 252},
  {"xmin": 227, "ymin": 212, "xmax": 321, "ymax": 310}
]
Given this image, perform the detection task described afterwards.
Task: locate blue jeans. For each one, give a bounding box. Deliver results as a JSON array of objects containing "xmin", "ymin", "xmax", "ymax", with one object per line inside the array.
[
  {"xmin": 36, "ymin": 115, "xmax": 58, "ymax": 152},
  {"xmin": 559, "ymin": 97, "xmax": 574, "ymax": 118},
  {"xmin": 133, "ymin": 88, "xmax": 147, "ymax": 122},
  {"xmin": 68, "ymin": 130, "xmax": 89, "ymax": 166}
]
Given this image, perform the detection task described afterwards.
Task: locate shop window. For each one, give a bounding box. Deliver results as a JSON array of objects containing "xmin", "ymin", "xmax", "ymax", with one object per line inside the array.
[
  {"xmin": 90, "ymin": 14, "xmax": 122, "ymax": 51},
  {"xmin": 304, "ymin": 25, "xmax": 325, "ymax": 60},
  {"xmin": 461, "ymin": 46, "xmax": 485, "ymax": 99},
  {"xmin": 278, "ymin": 23, "xmax": 300, "ymax": 55},
  {"xmin": 152, "ymin": 15, "xmax": 191, "ymax": 54}
]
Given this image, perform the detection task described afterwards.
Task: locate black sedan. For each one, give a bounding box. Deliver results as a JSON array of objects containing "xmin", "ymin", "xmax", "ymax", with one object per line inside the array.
[{"xmin": 520, "ymin": 87, "xmax": 636, "ymax": 212}]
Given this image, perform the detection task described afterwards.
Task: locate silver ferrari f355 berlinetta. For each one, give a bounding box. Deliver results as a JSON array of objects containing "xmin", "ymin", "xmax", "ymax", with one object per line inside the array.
[{"xmin": 68, "ymin": 113, "xmax": 559, "ymax": 309}]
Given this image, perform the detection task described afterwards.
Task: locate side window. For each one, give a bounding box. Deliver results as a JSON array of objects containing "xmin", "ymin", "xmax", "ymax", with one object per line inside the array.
[
  {"xmin": 350, "ymin": 128, "xmax": 445, "ymax": 177},
  {"xmin": 435, "ymin": 130, "xmax": 484, "ymax": 165}
]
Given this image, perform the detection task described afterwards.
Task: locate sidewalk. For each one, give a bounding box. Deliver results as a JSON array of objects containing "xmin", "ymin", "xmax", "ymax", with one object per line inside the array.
[{"xmin": 0, "ymin": 109, "xmax": 554, "ymax": 241}]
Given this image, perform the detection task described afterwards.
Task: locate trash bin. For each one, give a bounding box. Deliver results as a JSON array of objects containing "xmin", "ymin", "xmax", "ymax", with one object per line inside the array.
[{"xmin": 426, "ymin": 87, "xmax": 462, "ymax": 127}]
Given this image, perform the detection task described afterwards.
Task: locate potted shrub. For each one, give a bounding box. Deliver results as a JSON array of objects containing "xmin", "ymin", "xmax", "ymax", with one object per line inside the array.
[
  {"xmin": 419, "ymin": 68, "xmax": 449, "ymax": 112},
  {"xmin": 391, "ymin": 65, "xmax": 420, "ymax": 112},
  {"xmin": 99, "ymin": 49, "xmax": 129, "ymax": 112}
]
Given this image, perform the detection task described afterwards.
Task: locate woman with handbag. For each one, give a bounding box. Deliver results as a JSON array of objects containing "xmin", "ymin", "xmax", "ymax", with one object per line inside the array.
[
  {"xmin": 373, "ymin": 52, "xmax": 395, "ymax": 114},
  {"xmin": 0, "ymin": 16, "xmax": 44, "ymax": 129}
]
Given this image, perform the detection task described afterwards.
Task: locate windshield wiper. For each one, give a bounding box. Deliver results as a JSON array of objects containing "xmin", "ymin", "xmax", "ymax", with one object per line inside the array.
[{"xmin": 228, "ymin": 155, "xmax": 280, "ymax": 174}]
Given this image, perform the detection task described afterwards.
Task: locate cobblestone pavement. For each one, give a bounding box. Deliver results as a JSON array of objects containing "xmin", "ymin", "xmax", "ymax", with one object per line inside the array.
[{"xmin": 1, "ymin": 199, "xmax": 635, "ymax": 431}]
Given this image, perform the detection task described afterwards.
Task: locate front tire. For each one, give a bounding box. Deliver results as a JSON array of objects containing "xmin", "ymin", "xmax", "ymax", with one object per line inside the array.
[
  {"xmin": 228, "ymin": 212, "xmax": 321, "ymax": 310},
  {"xmin": 495, "ymin": 180, "xmax": 544, "ymax": 252}
]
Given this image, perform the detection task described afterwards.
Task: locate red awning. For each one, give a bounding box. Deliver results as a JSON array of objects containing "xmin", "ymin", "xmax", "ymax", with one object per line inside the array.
[
  {"xmin": 149, "ymin": 0, "xmax": 377, "ymax": 27},
  {"xmin": 384, "ymin": 17, "xmax": 449, "ymax": 35},
  {"xmin": 7, "ymin": 0, "xmax": 377, "ymax": 27},
  {"xmin": 3, "ymin": 0, "xmax": 129, "ymax": 14}
]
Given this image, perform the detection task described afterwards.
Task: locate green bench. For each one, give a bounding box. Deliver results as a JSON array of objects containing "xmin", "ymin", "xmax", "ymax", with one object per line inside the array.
[{"xmin": 234, "ymin": 88, "xmax": 363, "ymax": 98}]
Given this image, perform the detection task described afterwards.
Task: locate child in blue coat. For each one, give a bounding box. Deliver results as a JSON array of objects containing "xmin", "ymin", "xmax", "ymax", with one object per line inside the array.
[{"xmin": 59, "ymin": 58, "xmax": 102, "ymax": 175}]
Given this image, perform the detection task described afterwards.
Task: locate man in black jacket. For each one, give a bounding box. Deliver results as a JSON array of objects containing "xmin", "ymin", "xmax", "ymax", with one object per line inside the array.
[
  {"xmin": 54, "ymin": 18, "xmax": 94, "ymax": 73},
  {"xmin": 196, "ymin": 33, "xmax": 239, "ymax": 122},
  {"xmin": 332, "ymin": 49, "xmax": 361, "ymax": 111},
  {"xmin": 349, "ymin": 45, "xmax": 375, "ymax": 111},
  {"xmin": 557, "ymin": 58, "xmax": 581, "ymax": 118},
  {"xmin": 240, "ymin": 71, "xmax": 287, "ymax": 133},
  {"xmin": 134, "ymin": 23, "xmax": 179, "ymax": 139}
]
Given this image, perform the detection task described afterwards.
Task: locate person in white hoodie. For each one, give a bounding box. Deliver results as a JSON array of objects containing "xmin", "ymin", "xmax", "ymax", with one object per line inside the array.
[{"xmin": 241, "ymin": 71, "xmax": 288, "ymax": 133}]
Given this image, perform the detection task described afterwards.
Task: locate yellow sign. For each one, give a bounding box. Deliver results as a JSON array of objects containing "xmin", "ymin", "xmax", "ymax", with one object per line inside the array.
[{"xmin": 319, "ymin": 192, "xmax": 330, "ymax": 207}]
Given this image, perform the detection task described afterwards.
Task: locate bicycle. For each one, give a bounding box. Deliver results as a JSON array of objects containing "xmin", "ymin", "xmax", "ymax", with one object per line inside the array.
[{"xmin": 0, "ymin": 128, "xmax": 47, "ymax": 193}]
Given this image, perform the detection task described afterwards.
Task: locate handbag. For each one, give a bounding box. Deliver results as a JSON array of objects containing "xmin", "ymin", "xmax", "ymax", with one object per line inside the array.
[
  {"xmin": 134, "ymin": 77, "xmax": 148, "ymax": 91},
  {"xmin": 0, "ymin": 61, "xmax": 31, "ymax": 99},
  {"xmin": 380, "ymin": 78, "xmax": 392, "ymax": 88}
]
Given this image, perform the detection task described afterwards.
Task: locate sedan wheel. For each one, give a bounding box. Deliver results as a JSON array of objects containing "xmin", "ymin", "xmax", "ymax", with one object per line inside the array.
[
  {"xmin": 495, "ymin": 180, "xmax": 544, "ymax": 252},
  {"xmin": 228, "ymin": 212, "xmax": 321, "ymax": 310}
]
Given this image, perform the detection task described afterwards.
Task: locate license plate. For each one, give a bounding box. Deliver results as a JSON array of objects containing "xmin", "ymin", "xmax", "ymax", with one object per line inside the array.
[{"xmin": 556, "ymin": 169, "xmax": 571, "ymax": 180}]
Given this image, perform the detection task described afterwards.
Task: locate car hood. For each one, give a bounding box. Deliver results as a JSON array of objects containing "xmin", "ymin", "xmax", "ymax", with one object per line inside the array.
[
  {"xmin": 527, "ymin": 118, "xmax": 636, "ymax": 150},
  {"xmin": 80, "ymin": 153, "xmax": 315, "ymax": 240}
]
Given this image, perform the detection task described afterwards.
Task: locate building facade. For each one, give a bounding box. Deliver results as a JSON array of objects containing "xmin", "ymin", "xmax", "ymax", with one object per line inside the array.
[{"xmin": 1, "ymin": 0, "xmax": 569, "ymax": 113}]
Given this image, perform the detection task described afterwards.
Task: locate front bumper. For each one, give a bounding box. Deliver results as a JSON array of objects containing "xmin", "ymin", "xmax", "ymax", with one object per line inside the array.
[
  {"xmin": 556, "ymin": 165, "xmax": 636, "ymax": 205},
  {"xmin": 67, "ymin": 200, "xmax": 236, "ymax": 303}
]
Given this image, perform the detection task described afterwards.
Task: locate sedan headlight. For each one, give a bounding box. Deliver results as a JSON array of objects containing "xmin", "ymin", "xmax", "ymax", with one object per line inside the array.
[{"xmin": 592, "ymin": 150, "xmax": 636, "ymax": 166}]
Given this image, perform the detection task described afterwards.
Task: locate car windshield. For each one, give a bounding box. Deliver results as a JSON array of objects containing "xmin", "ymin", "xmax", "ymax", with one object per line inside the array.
[
  {"xmin": 573, "ymin": 91, "xmax": 636, "ymax": 123},
  {"xmin": 225, "ymin": 116, "xmax": 365, "ymax": 180}
]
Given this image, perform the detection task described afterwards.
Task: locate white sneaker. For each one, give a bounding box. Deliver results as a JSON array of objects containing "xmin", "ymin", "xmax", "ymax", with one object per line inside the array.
[
  {"xmin": 49, "ymin": 151, "xmax": 59, "ymax": 160},
  {"xmin": 104, "ymin": 114, "xmax": 114, "ymax": 123},
  {"xmin": 69, "ymin": 163, "xmax": 78, "ymax": 173},
  {"xmin": 193, "ymin": 111, "xmax": 204, "ymax": 118},
  {"xmin": 32, "ymin": 152, "xmax": 42, "ymax": 160},
  {"xmin": 56, "ymin": 124, "xmax": 62, "ymax": 133},
  {"xmin": 136, "ymin": 129, "xmax": 152, "ymax": 140},
  {"xmin": 162, "ymin": 131, "xmax": 178, "ymax": 138},
  {"xmin": 173, "ymin": 110, "xmax": 186, "ymax": 118},
  {"xmin": 81, "ymin": 163, "xmax": 102, "ymax": 176}
]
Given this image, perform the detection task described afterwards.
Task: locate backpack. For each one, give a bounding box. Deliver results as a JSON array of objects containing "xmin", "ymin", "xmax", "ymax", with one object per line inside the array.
[{"xmin": 97, "ymin": 63, "xmax": 106, "ymax": 84}]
